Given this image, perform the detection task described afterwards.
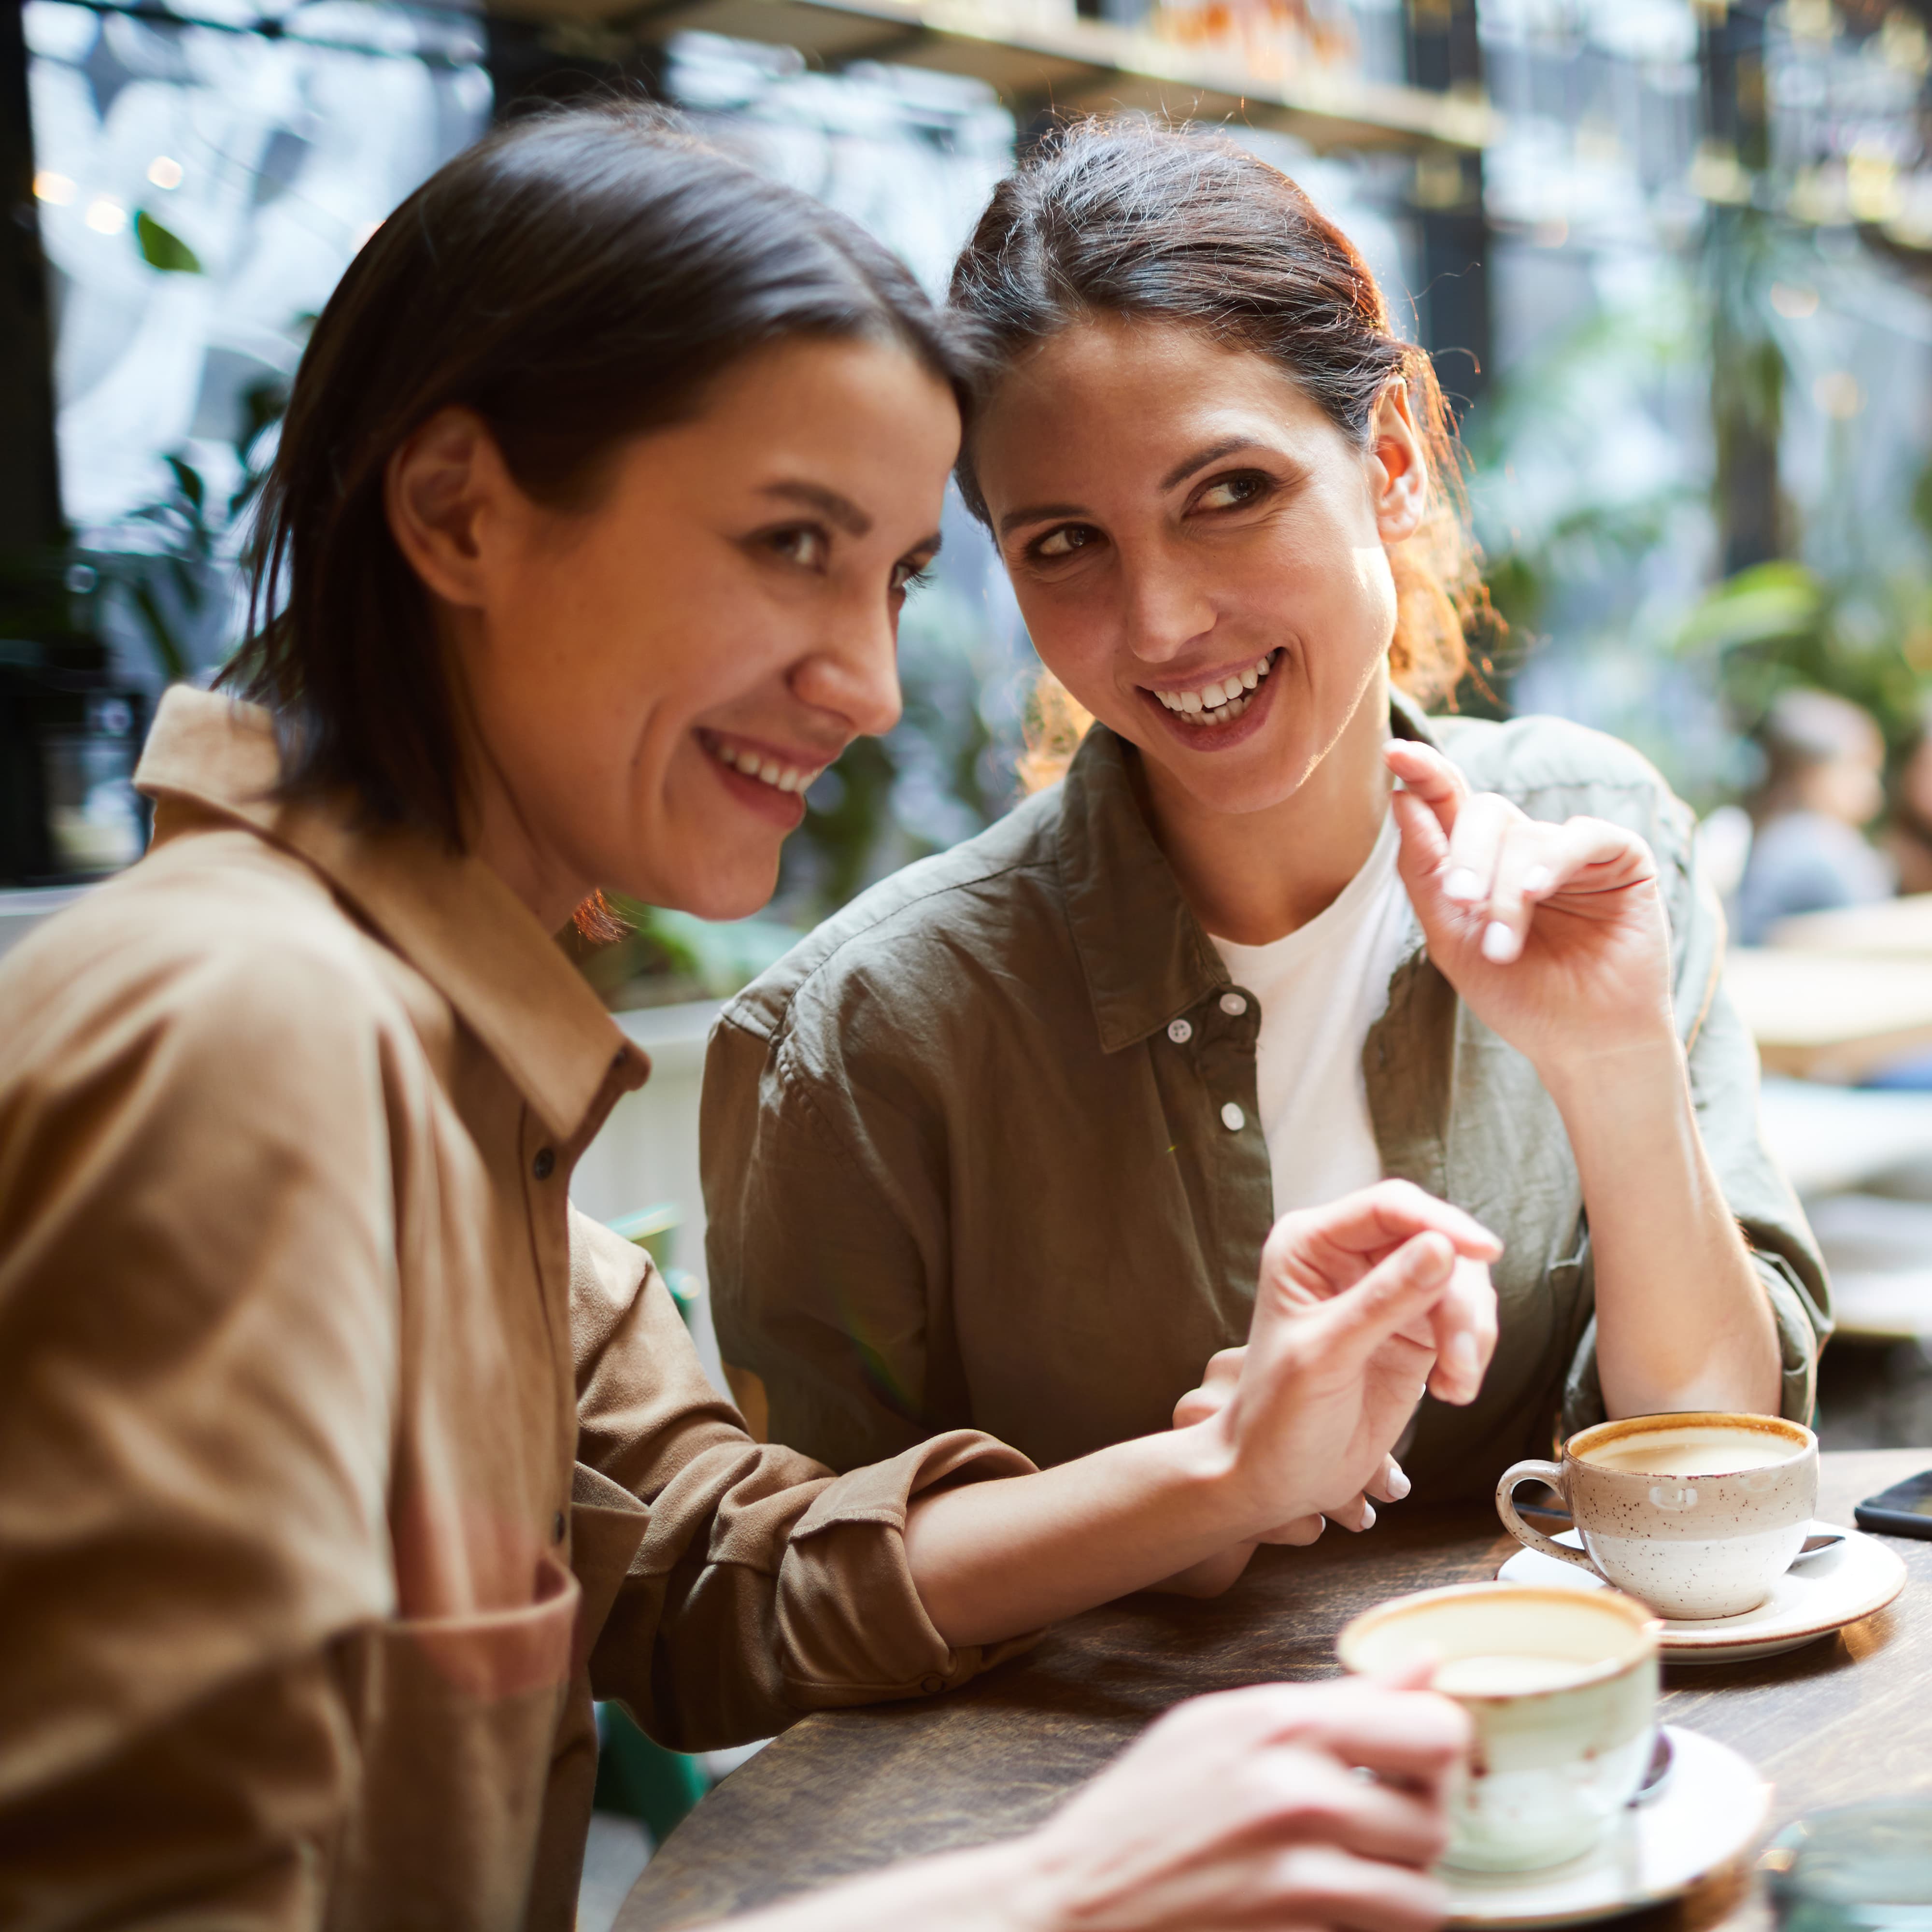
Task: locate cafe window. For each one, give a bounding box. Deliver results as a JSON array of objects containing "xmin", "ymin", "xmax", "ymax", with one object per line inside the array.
[{"xmin": 25, "ymin": 0, "xmax": 491, "ymax": 546}]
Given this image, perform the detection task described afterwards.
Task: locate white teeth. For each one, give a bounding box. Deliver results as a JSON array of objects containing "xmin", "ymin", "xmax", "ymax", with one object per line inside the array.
[
  {"xmin": 1149, "ymin": 652, "xmax": 1277, "ymax": 722},
  {"xmin": 712, "ymin": 740, "xmax": 820, "ymax": 795},
  {"xmin": 1136, "ymin": 653, "xmax": 1275, "ymax": 723},
  {"xmin": 1178, "ymin": 689, "xmax": 1254, "ymax": 726}
]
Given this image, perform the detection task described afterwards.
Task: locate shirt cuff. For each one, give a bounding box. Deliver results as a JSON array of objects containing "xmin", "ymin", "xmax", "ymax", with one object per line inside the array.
[{"xmin": 776, "ymin": 1429, "xmax": 1040, "ymax": 1705}]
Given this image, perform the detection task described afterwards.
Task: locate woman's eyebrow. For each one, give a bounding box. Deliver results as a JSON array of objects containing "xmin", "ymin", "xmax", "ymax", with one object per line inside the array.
[
  {"xmin": 762, "ymin": 480, "xmax": 871, "ymax": 536},
  {"xmin": 1160, "ymin": 436, "xmax": 1262, "ymax": 491}
]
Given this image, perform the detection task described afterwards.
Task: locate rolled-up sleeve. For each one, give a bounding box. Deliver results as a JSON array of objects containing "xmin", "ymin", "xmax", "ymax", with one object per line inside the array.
[
  {"xmin": 568, "ymin": 1214, "xmax": 1037, "ymax": 1753},
  {"xmin": 1562, "ymin": 792, "xmax": 1832, "ymax": 1436}
]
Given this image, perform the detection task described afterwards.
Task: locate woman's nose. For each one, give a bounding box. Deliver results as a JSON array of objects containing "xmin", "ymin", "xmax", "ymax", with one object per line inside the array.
[
  {"xmin": 1121, "ymin": 555, "xmax": 1217, "ymax": 664},
  {"xmin": 790, "ymin": 611, "xmax": 903, "ymax": 740}
]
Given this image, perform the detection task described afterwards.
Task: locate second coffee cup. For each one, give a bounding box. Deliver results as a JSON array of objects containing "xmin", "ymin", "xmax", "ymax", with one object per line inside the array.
[{"xmin": 1497, "ymin": 1411, "xmax": 1818, "ymax": 1620}]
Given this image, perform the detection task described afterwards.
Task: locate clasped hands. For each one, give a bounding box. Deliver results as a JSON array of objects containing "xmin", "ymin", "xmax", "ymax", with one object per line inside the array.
[{"xmin": 1159, "ymin": 1181, "xmax": 1500, "ymax": 1596}]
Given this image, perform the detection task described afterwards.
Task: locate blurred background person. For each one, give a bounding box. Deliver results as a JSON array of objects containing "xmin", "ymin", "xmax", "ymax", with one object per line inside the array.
[{"xmin": 1733, "ymin": 687, "xmax": 1892, "ymax": 945}]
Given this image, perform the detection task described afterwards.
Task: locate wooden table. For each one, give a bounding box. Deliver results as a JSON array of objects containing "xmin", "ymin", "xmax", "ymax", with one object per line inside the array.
[{"xmin": 618, "ymin": 1449, "xmax": 1932, "ymax": 1932}]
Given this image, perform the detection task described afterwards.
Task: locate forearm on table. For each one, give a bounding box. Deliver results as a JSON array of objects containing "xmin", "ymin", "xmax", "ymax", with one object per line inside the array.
[
  {"xmin": 904, "ymin": 1423, "xmax": 1279, "ymax": 1649},
  {"xmin": 1544, "ymin": 1036, "xmax": 1783, "ymax": 1418}
]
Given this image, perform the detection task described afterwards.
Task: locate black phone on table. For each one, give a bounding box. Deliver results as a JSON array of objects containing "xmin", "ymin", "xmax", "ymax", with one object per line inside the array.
[{"xmin": 1853, "ymin": 1467, "xmax": 1932, "ymax": 1540}]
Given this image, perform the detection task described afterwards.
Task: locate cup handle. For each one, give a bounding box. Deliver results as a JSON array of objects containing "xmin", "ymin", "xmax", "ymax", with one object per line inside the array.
[{"xmin": 1496, "ymin": 1460, "xmax": 1605, "ymax": 1578}]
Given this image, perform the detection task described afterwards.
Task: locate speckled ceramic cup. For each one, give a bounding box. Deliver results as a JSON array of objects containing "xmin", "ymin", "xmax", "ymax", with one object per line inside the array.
[
  {"xmin": 1497, "ymin": 1412, "xmax": 1818, "ymax": 1620},
  {"xmin": 1339, "ymin": 1583, "xmax": 1660, "ymax": 1873}
]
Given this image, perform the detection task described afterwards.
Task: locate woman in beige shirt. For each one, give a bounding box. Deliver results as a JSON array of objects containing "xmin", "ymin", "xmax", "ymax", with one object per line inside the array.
[{"xmin": 0, "ymin": 106, "xmax": 1486, "ymax": 1931}]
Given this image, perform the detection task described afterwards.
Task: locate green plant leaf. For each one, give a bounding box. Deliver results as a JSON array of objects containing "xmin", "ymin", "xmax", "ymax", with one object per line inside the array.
[
  {"xmin": 163, "ymin": 454, "xmax": 205, "ymax": 513},
  {"xmin": 1674, "ymin": 561, "xmax": 1825, "ymax": 656},
  {"xmin": 135, "ymin": 209, "xmax": 202, "ymax": 274}
]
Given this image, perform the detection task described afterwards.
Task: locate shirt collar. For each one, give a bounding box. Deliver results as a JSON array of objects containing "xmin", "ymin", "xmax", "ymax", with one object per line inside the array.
[
  {"xmin": 134, "ymin": 687, "xmax": 648, "ymax": 1144},
  {"xmin": 1054, "ymin": 691, "xmax": 1441, "ymax": 1054}
]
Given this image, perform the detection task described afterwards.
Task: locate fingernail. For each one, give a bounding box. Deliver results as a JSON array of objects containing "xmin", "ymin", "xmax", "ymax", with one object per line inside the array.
[
  {"xmin": 1444, "ymin": 868, "xmax": 1483, "ymax": 902},
  {"xmin": 1386, "ymin": 1463, "xmax": 1411, "ymax": 1500},
  {"xmin": 1522, "ymin": 866, "xmax": 1555, "ymax": 895},
  {"xmin": 1449, "ymin": 1332, "xmax": 1481, "ymax": 1378},
  {"xmin": 1360, "ymin": 1501, "xmax": 1377, "ymax": 1530},
  {"xmin": 1481, "ymin": 921, "xmax": 1517, "ymax": 962}
]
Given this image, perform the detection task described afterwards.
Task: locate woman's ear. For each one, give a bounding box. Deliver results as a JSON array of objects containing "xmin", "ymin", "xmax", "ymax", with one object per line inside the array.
[
  {"xmin": 384, "ymin": 406, "xmax": 514, "ymax": 609},
  {"xmin": 1369, "ymin": 381, "xmax": 1429, "ymax": 545}
]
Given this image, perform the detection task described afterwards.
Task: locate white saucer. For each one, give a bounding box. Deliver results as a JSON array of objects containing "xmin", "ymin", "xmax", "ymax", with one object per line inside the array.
[
  {"xmin": 1495, "ymin": 1524, "xmax": 1906, "ymax": 1662},
  {"xmin": 1444, "ymin": 1726, "xmax": 1768, "ymax": 1927}
]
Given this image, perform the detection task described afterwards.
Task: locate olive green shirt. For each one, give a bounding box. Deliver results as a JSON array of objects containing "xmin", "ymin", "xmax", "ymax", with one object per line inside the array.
[{"xmin": 704, "ymin": 701, "xmax": 1831, "ymax": 1503}]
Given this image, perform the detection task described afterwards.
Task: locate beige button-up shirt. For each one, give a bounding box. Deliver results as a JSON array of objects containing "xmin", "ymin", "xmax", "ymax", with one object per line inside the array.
[{"xmin": 0, "ymin": 689, "xmax": 1033, "ymax": 1932}]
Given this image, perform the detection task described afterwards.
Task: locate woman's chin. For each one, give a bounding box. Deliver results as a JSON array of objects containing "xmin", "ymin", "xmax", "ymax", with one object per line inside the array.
[
  {"xmin": 639, "ymin": 851, "xmax": 783, "ymax": 926},
  {"xmin": 1134, "ymin": 736, "xmax": 1313, "ymax": 821}
]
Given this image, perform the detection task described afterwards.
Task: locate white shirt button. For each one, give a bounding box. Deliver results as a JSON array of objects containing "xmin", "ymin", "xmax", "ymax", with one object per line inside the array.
[
  {"xmin": 1220, "ymin": 992, "xmax": 1248, "ymax": 1017},
  {"xmin": 1221, "ymin": 1102, "xmax": 1246, "ymax": 1132},
  {"xmin": 1167, "ymin": 1018, "xmax": 1193, "ymax": 1044}
]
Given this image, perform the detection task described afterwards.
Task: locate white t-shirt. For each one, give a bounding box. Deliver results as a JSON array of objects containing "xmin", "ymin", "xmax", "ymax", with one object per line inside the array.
[{"xmin": 1208, "ymin": 811, "xmax": 1415, "ymax": 1219}]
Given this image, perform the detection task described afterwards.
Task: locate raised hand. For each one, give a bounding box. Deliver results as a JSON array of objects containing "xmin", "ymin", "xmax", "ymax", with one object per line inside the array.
[{"xmin": 1383, "ymin": 739, "xmax": 1676, "ymax": 1076}]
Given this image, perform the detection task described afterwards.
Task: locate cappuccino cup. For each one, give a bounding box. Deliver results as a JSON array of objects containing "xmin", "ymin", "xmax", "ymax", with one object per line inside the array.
[
  {"xmin": 1497, "ymin": 1412, "xmax": 1818, "ymax": 1620},
  {"xmin": 1338, "ymin": 1582, "xmax": 1660, "ymax": 1873}
]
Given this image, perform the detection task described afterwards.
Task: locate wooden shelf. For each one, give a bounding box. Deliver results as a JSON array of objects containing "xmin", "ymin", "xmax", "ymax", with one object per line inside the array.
[{"xmin": 489, "ymin": 0, "xmax": 1496, "ymax": 152}]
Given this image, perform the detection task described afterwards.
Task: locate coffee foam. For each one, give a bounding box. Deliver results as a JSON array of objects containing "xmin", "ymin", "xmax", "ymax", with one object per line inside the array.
[{"xmin": 1578, "ymin": 1423, "xmax": 1796, "ymax": 1478}]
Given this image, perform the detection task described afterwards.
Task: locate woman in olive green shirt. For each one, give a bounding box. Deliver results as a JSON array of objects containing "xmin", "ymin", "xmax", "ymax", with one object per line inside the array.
[{"xmin": 705, "ymin": 123, "xmax": 1830, "ymax": 1520}]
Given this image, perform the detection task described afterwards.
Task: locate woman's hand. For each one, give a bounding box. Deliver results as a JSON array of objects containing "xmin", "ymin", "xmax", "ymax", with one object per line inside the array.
[
  {"xmin": 1002, "ymin": 1677, "xmax": 1466, "ymax": 1932},
  {"xmin": 732, "ymin": 1677, "xmax": 1468, "ymax": 1932},
  {"xmin": 1207, "ymin": 1182, "xmax": 1500, "ymax": 1536},
  {"xmin": 1384, "ymin": 739, "xmax": 1676, "ymax": 1078},
  {"xmin": 1159, "ymin": 1356, "xmax": 1416, "ymax": 1591}
]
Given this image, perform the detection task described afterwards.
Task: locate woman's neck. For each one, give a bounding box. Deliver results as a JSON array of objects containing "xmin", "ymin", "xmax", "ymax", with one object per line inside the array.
[
  {"xmin": 1139, "ymin": 668, "xmax": 1393, "ymax": 948},
  {"xmin": 443, "ymin": 630, "xmax": 594, "ymax": 938}
]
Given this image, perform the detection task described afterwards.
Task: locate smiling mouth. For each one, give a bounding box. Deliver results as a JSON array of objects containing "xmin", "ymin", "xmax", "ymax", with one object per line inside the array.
[
  {"xmin": 1142, "ymin": 650, "xmax": 1279, "ymax": 728},
  {"xmin": 701, "ymin": 731, "xmax": 830, "ymax": 796}
]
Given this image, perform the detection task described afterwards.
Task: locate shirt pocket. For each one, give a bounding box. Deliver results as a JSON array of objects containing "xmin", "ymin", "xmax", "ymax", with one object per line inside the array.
[{"xmin": 326, "ymin": 1554, "xmax": 579, "ymax": 1932}]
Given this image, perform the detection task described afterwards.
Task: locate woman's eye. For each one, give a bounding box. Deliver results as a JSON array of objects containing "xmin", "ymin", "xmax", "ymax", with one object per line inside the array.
[
  {"xmin": 890, "ymin": 559, "xmax": 932, "ymax": 595},
  {"xmin": 1034, "ymin": 524, "xmax": 1100, "ymax": 560},
  {"xmin": 1198, "ymin": 474, "xmax": 1267, "ymax": 512},
  {"xmin": 768, "ymin": 525, "xmax": 828, "ymax": 570}
]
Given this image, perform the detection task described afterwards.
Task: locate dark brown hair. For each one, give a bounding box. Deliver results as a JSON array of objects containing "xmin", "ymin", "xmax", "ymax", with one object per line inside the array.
[
  {"xmin": 229, "ymin": 100, "xmax": 972, "ymax": 846},
  {"xmin": 947, "ymin": 121, "xmax": 1481, "ymax": 784}
]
